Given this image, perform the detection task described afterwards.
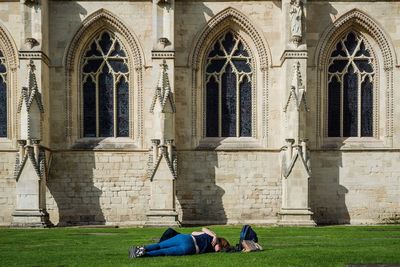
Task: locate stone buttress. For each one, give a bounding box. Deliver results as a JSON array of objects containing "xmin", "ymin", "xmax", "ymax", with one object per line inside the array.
[
  {"xmin": 145, "ymin": 0, "xmax": 180, "ymax": 227},
  {"xmin": 12, "ymin": 60, "xmax": 50, "ymax": 227},
  {"xmin": 279, "ymin": 0, "xmax": 316, "ymax": 226},
  {"xmin": 12, "ymin": 0, "xmax": 51, "ymax": 227}
]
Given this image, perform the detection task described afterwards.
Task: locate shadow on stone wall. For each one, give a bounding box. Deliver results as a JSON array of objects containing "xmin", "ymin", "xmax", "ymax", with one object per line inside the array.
[
  {"xmin": 310, "ymin": 150, "xmax": 350, "ymax": 225},
  {"xmin": 176, "ymin": 151, "xmax": 227, "ymax": 226},
  {"xmin": 174, "ymin": 3, "xmax": 227, "ymax": 226},
  {"xmin": 45, "ymin": 2, "xmax": 106, "ymax": 226},
  {"xmin": 47, "ymin": 152, "xmax": 105, "ymax": 226}
]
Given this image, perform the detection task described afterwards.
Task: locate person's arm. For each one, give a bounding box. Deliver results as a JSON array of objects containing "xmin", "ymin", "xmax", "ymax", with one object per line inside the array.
[
  {"xmin": 191, "ymin": 231, "xmax": 204, "ymax": 236},
  {"xmin": 201, "ymin": 228, "xmax": 218, "ymax": 246}
]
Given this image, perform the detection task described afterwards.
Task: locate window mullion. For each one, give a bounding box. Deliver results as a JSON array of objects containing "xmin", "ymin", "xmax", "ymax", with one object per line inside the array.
[
  {"xmin": 114, "ymin": 73, "xmax": 117, "ymax": 138},
  {"xmin": 357, "ymin": 72, "xmax": 362, "ymax": 137},
  {"xmin": 218, "ymin": 75, "xmax": 222, "ymax": 138},
  {"xmin": 96, "ymin": 72, "xmax": 99, "ymax": 137},
  {"xmin": 236, "ymin": 73, "xmax": 240, "ymax": 137},
  {"xmin": 340, "ymin": 74, "xmax": 344, "ymax": 137}
]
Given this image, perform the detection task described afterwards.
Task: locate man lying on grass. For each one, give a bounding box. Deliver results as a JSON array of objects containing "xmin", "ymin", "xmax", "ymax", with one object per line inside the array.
[{"xmin": 129, "ymin": 227, "xmax": 231, "ymax": 258}]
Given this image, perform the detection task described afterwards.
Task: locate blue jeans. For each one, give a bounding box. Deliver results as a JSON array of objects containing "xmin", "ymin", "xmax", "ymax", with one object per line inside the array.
[{"xmin": 145, "ymin": 234, "xmax": 196, "ymax": 256}]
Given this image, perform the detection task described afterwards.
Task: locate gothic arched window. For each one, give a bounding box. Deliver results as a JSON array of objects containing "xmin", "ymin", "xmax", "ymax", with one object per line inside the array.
[
  {"xmin": 82, "ymin": 31, "xmax": 129, "ymax": 138},
  {"xmin": 0, "ymin": 50, "xmax": 7, "ymax": 137},
  {"xmin": 327, "ymin": 31, "xmax": 374, "ymax": 137},
  {"xmin": 205, "ymin": 31, "xmax": 252, "ymax": 137}
]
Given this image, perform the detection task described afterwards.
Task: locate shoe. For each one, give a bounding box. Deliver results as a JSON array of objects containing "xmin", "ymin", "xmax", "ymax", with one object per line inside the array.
[{"xmin": 135, "ymin": 246, "xmax": 146, "ymax": 257}]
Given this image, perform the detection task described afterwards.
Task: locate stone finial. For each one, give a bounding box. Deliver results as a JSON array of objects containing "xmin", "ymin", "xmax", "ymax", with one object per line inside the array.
[
  {"xmin": 284, "ymin": 61, "xmax": 308, "ymax": 112},
  {"xmin": 18, "ymin": 60, "xmax": 44, "ymax": 113},
  {"xmin": 17, "ymin": 59, "xmax": 44, "ymax": 141},
  {"xmin": 150, "ymin": 59, "xmax": 176, "ymax": 113}
]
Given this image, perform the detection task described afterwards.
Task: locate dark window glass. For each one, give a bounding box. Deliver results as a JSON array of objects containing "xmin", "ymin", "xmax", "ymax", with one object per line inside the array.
[
  {"xmin": 0, "ymin": 77, "xmax": 6, "ymax": 138},
  {"xmin": 344, "ymin": 32, "xmax": 358, "ymax": 56},
  {"xmin": 109, "ymin": 59, "xmax": 129, "ymax": 73},
  {"xmin": 361, "ymin": 76, "xmax": 373, "ymax": 137},
  {"xmin": 327, "ymin": 31, "xmax": 374, "ymax": 138},
  {"xmin": 233, "ymin": 41, "xmax": 249, "ymax": 57},
  {"xmin": 82, "ymin": 31, "xmax": 129, "ymax": 137},
  {"xmin": 221, "ymin": 64, "xmax": 237, "ymax": 137},
  {"xmin": 206, "ymin": 77, "xmax": 218, "ymax": 137},
  {"xmin": 205, "ymin": 31, "xmax": 252, "ymax": 137},
  {"xmin": 117, "ymin": 76, "xmax": 129, "ymax": 137},
  {"xmin": 98, "ymin": 65, "xmax": 114, "ymax": 137},
  {"xmin": 83, "ymin": 59, "xmax": 103, "ymax": 73},
  {"xmin": 99, "ymin": 32, "xmax": 112, "ymax": 55},
  {"xmin": 221, "ymin": 32, "xmax": 235, "ymax": 55},
  {"xmin": 240, "ymin": 76, "xmax": 251, "ymax": 137},
  {"xmin": 328, "ymin": 76, "xmax": 340, "ymax": 137},
  {"xmin": 0, "ymin": 53, "xmax": 7, "ymax": 138},
  {"xmin": 83, "ymin": 76, "xmax": 96, "ymax": 137},
  {"xmin": 343, "ymin": 66, "xmax": 358, "ymax": 137},
  {"xmin": 328, "ymin": 59, "xmax": 348, "ymax": 73},
  {"xmin": 110, "ymin": 42, "xmax": 127, "ymax": 57},
  {"xmin": 206, "ymin": 59, "xmax": 226, "ymax": 73}
]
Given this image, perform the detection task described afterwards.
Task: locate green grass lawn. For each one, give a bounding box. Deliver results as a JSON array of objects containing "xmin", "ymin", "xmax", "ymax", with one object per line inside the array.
[{"xmin": 0, "ymin": 225, "xmax": 399, "ymax": 267}]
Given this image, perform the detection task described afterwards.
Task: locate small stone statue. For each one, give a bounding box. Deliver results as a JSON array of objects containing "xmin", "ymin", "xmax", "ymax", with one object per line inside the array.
[{"xmin": 289, "ymin": 0, "xmax": 303, "ymax": 46}]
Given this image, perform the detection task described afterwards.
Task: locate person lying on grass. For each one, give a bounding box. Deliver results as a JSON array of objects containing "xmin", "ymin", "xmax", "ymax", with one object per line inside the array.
[{"xmin": 129, "ymin": 227, "xmax": 230, "ymax": 258}]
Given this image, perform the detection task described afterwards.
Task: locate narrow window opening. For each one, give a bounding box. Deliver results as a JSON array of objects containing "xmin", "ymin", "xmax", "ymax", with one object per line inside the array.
[
  {"xmin": 82, "ymin": 31, "xmax": 129, "ymax": 138},
  {"xmin": 205, "ymin": 32, "xmax": 252, "ymax": 138},
  {"xmin": 327, "ymin": 32, "xmax": 374, "ymax": 138}
]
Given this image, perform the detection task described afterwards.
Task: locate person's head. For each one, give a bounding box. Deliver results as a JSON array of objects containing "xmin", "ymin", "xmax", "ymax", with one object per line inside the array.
[{"xmin": 214, "ymin": 237, "xmax": 230, "ymax": 252}]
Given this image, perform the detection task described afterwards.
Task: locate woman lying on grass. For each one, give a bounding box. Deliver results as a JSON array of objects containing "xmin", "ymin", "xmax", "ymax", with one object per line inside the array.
[{"xmin": 129, "ymin": 227, "xmax": 230, "ymax": 258}]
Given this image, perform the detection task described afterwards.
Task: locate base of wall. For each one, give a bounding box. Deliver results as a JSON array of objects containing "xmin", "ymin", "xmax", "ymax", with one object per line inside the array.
[
  {"xmin": 11, "ymin": 209, "xmax": 52, "ymax": 228},
  {"xmin": 278, "ymin": 208, "xmax": 316, "ymax": 227},
  {"xmin": 145, "ymin": 210, "xmax": 181, "ymax": 228}
]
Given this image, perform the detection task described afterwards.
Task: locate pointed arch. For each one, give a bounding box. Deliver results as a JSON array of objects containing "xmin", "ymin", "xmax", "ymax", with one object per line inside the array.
[
  {"xmin": 64, "ymin": 9, "xmax": 145, "ymax": 147},
  {"xmin": 189, "ymin": 7, "xmax": 271, "ymax": 147},
  {"xmin": 0, "ymin": 23, "xmax": 18, "ymax": 71},
  {"xmin": 315, "ymin": 8, "xmax": 397, "ymax": 70},
  {"xmin": 64, "ymin": 8, "xmax": 145, "ymax": 70},
  {"xmin": 315, "ymin": 9, "xmax": 396, "ymax": 147},
  {"xmin": 0, "ymin": 22, "xmax": 18, "ymax": 145},
  {"xmin": 189, "ymin": 7, "xmax": 270, "ymax": 71}
]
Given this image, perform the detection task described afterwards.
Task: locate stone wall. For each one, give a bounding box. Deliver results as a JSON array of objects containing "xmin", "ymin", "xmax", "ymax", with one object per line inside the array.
[
  {"xmin": 0, "ymin": 152, "xmax": 15, "ymax": 226},
  {"xmin": 46, "ymin": 151, "xmax": 149, "ymax": 226},
  {"xmin": 311, "ymin": 151, "xmax": 400, "ymax": 224},
  {"xmin": 177, "ymin": 151, "xmax": 281, "ymax": 225}
]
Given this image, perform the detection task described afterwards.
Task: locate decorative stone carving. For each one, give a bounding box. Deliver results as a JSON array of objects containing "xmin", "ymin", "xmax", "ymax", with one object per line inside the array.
[
  {"xmin": 150, "ymin": 60, "xmax": 176, "ymax": 114},
  {"xmin": 289, "ymin": 0, "xmax": 303, "ymax": 46},
  {"xmin": 279, "ymin": 61, "xmax": 315, "ymax": 226},
  {"xmin": 17, "ymin": 60, "xmax": 44, "ymax": 140},
  {"xmin": 147, "ymin": 139, "xmax": 177, "ymax": 181},
  {"xmin": 157, "ymin": 37, "xmax": 171, "ymax": 49},
  {"xmin": 157, "ymin": 0, "xmax": 170, "ymax": 7},
  {"xmin": 284, "ymin": 61, "xmax": 308, "ymax": 113},
  {"xmin": 22, "ymin": 0, "xmax": 38, "ymax": 7},
  {"xmin": 12, "ymin": 60, "xmax": 51, "ymax": 227},
  {"xmin": 24, "ymin": 38, "xmax": 39, "ymax": 50}
]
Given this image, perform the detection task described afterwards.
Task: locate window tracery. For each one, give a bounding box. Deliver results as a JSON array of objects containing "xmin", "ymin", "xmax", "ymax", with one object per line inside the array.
[
  {"xmin": 327, "ymin": 31, "xmax": 374, "ymax": 137},
  {"xmin": 205, "ymin": 31, "xmax": 252, "ymax": 137},
  {"xmin": 82, "ymin": 31, "xmax": 129, "ymax": 137},
  {"xmin": 0, "ymin": 50, "xmax": 6, "ymax": 137}
]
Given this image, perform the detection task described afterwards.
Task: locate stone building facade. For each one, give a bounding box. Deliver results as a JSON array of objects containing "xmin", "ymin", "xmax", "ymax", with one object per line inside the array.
[{"xmin": 0, "ymin": 0, "xmax": 399, "ymax": 227}]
